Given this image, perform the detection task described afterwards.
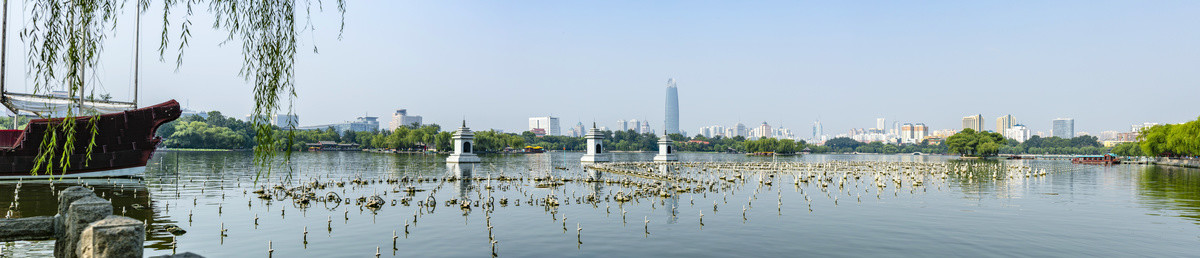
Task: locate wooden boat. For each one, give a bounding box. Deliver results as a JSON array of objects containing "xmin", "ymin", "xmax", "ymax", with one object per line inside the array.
[
  {"xmin": 0, "ymin": 100, "xmax": 181, "ymax": 178},
  {"xmin": 1071, "ymin": 154, "xmax": 1120, "ymax": 165},
  {"xmin": 0, "ymin": 3, "xmax": 181, "ymax": 178}
]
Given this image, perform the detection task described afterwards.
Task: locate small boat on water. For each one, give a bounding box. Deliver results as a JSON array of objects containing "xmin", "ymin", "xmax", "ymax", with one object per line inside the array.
[
  {"xmin": 524, "ymin": 146, "xmax": 545, "ymax": 154},
  {"xmin": 1071, "ymin": 154, "xmax": 1120, "ymax": 165}
]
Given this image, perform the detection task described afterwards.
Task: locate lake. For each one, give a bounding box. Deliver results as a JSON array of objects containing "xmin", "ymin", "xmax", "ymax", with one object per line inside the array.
[{"xmin": 2, "ymin": 151, "xmax": 1199, "ymax": 257}]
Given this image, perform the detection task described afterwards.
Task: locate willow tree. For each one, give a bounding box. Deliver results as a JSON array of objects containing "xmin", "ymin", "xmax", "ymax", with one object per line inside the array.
[{"xmin": 23, "ymin": 0, "xmax": 344, "ymax": 177}]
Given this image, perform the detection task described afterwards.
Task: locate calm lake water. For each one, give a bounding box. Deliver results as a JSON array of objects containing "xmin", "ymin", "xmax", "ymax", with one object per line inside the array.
[{"xmin": 2, "ymin": 151, "xmax": 1199, "ymax": 257}]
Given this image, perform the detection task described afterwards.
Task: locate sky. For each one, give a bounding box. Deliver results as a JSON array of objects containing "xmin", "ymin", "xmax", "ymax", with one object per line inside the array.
[{"xmin": 4, "ymin": 1, "xmax": 1199, "ymax": 137}]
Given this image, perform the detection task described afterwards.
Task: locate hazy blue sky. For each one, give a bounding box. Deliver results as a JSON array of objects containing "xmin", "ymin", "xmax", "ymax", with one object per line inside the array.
[{"xmin": 6, "ymin": 1, "xmax": 1199, "ymax": 136}]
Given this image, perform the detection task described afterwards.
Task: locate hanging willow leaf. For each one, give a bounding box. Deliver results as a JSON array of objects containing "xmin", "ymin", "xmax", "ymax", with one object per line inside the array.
[{"xmin": 22, "ymin": 0, "xmax": 345, "ymax": 178}]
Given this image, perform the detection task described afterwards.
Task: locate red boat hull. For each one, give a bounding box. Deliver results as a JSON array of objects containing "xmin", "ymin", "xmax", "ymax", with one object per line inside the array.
[{"xmin": 0, "ymin": 100, "xmax": 181, "ymax": 177}]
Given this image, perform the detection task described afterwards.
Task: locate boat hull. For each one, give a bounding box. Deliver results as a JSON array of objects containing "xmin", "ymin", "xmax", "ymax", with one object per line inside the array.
[{"xmin": 0, "ymin": 100, "xmax": 180, "ymax": 177}]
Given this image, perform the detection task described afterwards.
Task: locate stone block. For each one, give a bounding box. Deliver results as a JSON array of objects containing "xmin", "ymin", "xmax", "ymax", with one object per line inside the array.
[
  {"xmin": 58, "ymin": 195, "xmax": 113, "ymax": 258},
  {"xmin": 77, "ymin": 215, "xmax": 145, "ymax": 258},
  {"xmin": 0, "ymin": 216, "xmax": 55, "ymax": 242}
]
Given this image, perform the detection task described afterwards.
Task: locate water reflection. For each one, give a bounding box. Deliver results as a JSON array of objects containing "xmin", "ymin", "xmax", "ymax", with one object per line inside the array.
[
  {"xmin": 3, "ymin": 152, "xmax": 1200, "ymax": 257},
  {"xmin": 1136, "ymin": 165, "xmax": 1200, "ymax": 224}
]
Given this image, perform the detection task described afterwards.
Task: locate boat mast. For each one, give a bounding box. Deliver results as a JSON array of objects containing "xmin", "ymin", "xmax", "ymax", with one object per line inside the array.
[
  {"xmin": 133, "ymin": 1, "xmax": 139, "ymax": 107},
  {"xmin": 1, "ymin": 0, "xmax": 8, "ymax": 112}
]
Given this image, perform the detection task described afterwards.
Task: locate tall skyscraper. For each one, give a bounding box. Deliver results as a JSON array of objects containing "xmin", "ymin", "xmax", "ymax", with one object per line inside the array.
[
  {"xmin": 875, "ymin": 118, "xmax": 886, "ymax": 130},
  {"xmin": 1052, "ymin": 118, "xmax": 1075, "ymax": 138},
  {"xmin": 995, "ymin": 114, "xmax": 1015, "ymax": 133},
  {"xmin": 628, "ymin": 119, "xmax": 640, "ymax": 133},
  {"xmin": 617, "ymin": 120, "xmax": 628, "ymax": 131},
  {"xmin": 735, "ymin": 122, "xmax": 748, "ymax": 138},
  {"xmin": 664, "ymin": 78, "xmax": 680, "ymax": 135},
  {"xmin": 962, "ymin": 114, "xmax": 983, "ymax": 132},
  {"xmin": 812, "ymin": 120, "xmax": 823, "ymax": 141},
  {"xmin": 529, "ymin": 116, "xmax": 561, "ymax": 136}
]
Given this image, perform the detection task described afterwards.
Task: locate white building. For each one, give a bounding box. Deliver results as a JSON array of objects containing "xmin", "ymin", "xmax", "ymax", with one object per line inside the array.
[
  {"xmin": 529, "ymin": 116, "xmax": 561, "ymax": 136},
  {"xmin": 388, "ymin": 109, "xmax": 423, "ymax": 130},
  {"xmin": 700, "ymin": 125, "xmax": 726, "ymax": 138},
  {"xmin": 272, "ymin": 114, "xmax": 299, "ymax": 129},
  {"xmin": 749, "ymin": 122, "xmax": 772, "ymax": 139},
  {"xmin": 1131, "ymin": 122, "xmax": 1160, "ymax": 133},
  {"xmin": 181, "ymin": 109, "xmax": 210, "ymax": 119},
  {"xmin": 1005, "ymin": 125, "xmax": 1031, "ymax": 142}
]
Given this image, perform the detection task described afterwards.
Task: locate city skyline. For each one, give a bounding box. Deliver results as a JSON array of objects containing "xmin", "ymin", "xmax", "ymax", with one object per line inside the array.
[{"xmin": 18, "ymin": 1, "xmax": 1199, "ymax": 136}]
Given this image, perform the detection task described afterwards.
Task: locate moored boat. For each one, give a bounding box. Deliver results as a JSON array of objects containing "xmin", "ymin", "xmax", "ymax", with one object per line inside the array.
[
  {"xmin": 1071, "ymin": 154, "xmax": 1120, "ymax": 165},
  {"xmin": 0, "ymin": 100, "xmax": 181, "ymax": 178}
]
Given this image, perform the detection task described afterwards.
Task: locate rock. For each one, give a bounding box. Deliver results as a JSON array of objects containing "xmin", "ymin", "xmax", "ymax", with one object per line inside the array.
[
  {"xmin": 77, "ymin": 215, "xmax": 144, "ymax": 258},
  {"xmin": 365, "ymin": 196, "xmax": 385, "ymax": 209},
  {"xmin": 163, "ymin": 224, "xmax": 187, "ymax": 235},
  {"xmin": 151, "ymin": 252, "xmax": 205, "ymax": 258}
]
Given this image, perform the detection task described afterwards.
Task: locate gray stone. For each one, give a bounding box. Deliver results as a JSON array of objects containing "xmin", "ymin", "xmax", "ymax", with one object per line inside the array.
[
  {"xmin": 58, "ymin": 195, "xmax": 113, "ymax": 258},
  {"xmin": 77, "ymin": 215, "xmax": 145, "ymax": 258},
  {"xmin": 55, "ymin": 186, "xmax": 105, "ymax": 258},
  {"xmin": 0, "ymin": 216, "xmax": 55, "ymax": 242},
  {"xmin": 149, "ymin": 252, "xmax": 205, "ymax": 258}
]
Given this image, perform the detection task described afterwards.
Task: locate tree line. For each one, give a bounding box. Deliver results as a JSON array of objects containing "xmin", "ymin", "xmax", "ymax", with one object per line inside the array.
[{"xmin": 1137, "ymin": 117, "xmax": 1200, "ymax": 157}]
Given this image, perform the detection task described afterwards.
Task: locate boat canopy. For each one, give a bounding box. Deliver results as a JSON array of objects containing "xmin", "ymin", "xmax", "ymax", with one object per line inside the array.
[{"xmin": 3, "ymin": 92, "xmax": 136, "ymax": 117}]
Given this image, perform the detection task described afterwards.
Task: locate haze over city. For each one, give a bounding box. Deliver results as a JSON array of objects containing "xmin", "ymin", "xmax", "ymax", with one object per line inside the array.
[{"xmin": 6, "ymin": 1, "xmax": 1197, "ymax": 135}]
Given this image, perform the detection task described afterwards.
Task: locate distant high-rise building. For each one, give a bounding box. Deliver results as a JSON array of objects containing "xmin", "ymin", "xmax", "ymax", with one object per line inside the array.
[
  {"xmin": 664, "ymin": 78, "xmax": 680, "ymax": 135},
  {"xmin": 735, "ymin": 122, "xmax": 748, "ymax": 138},
  {"xmin": 628, "ymin": 119, "xmax": 640, "ymax": 133},
  {"xmin": 1005, "ymin": 124, "xmax": 1031, "ymax": 142},
  {"xmin": 914, "ymin": 123, "xmax": 929, "ymax": 142},
  {"xmin": 617, "ymin": 120, "xmax": 628, "ymax": 131},
  {"xmin": 271, "ymin": 114, "xmax": 299, "ymax": 129},
  {"xmin": 639, "ymin": 120, "xmax": 651, "ymax": 135},
  {"xmin": 389, "ymin": 109, "xmax": 423, "ymax": 130},
  {"xmin": 750, "ymin": 122, "xmax": 772, "ymax": 139},
  {"xmin": 962, "ymin": 114, "xmax": 983, "ymax": 132},
  {"xmin": 570, "ymin": 122, "xmax": 586, "ymax": 137},
  {"xmin": 1052, "ymin": 118, "xmax": 1074, "ymax": 138},
  {"xmin": 901, "ymin": 123, "xmax": 915, "ymax": 144},
  {"xmin": 995, "ymin": 114, "xmax": 1015, "ymax": 133},
  {"xmin": 529, "ymin": 116, "xmax": 561, "ymax": 136},
  {"xmin": 343, "ymin": 116, "xmax": 379, "ymax": 133},
  {"xmin": 812, "ymin": 120, "xmax": 823, "ymax": 141},
  {"xmin": 876, "ymin": 118, "xmax": 886, "ymax": 131},
  {"xmin": 700, "ymin": 125, "xmax": 726, "ymax": 138}
]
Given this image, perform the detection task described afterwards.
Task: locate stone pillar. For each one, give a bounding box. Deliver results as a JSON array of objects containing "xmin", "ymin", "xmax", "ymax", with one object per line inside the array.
[
  {"xmin": 77, "ymin": 216, "xmax": 146, "ymax": 258},
  {"xmin": 58, "ymin": 195, "xmax": 113, "ymax": 258}
]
